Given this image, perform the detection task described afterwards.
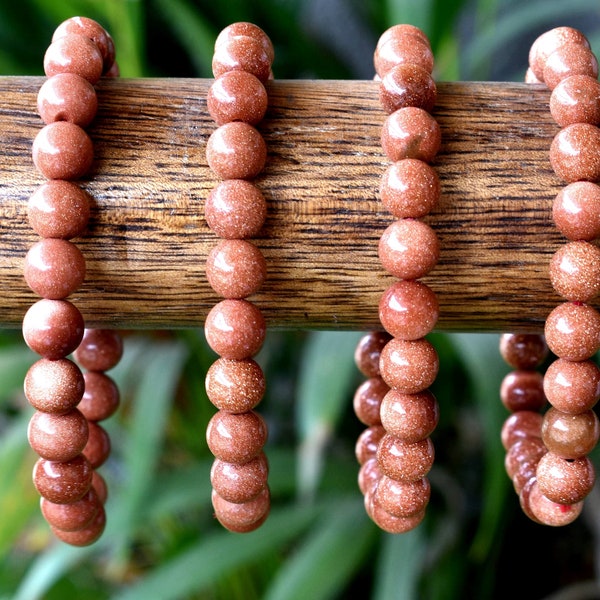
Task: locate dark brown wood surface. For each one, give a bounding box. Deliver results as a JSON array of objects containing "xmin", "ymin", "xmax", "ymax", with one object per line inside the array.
[{"xmin": 0, "ymin": 76, "xmax": 573, "ymax": 332}]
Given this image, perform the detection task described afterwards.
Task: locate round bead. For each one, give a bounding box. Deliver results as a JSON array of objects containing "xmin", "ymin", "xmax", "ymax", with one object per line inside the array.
[
  {"xmin": 207, "ymin": 71, "xmax": 268, "ymax": 126},
  {"xmin": 354, "ymin": 331, "xmax": 392, "ymax": 378},
  {"xmin": 512, "ymin": 460, "xmax": 539, "ymax": 495},
  {"xmin": 37, "ymin": 73, "xmax": 98, "ymax": 127},
  {"xmin": 373, "ymin": 474, "xmax": 430, "ymax": 518},
  {"xmin": 355, "ymin": 425, "xmax": 386, "ymax": 465},
  {"xmin": 378, "ymin": 280, "xmax": 439, "ymax": 340},
  {"xmin": 74, "ymin": 329, "xmax": 123, "ymax": 372},
  {"xmin": 205, "ymin": 358, "xmax": 265, "ymax": 412},
  {"xmin": 553, "ymin": 181, "xmax": 600, "ymax": 241},
  {"xmin": 33, "ymin": 454, "xmax": 93, "ymax": 504},
  {"xmin": 550, "ymin": 75, "xmax": 600, "ymax": 127},
  {"xmin": 83, "ymin": 422, "xmax": 110, "ymax": 469},
  {"xmin": 549, "ymin": 241, "xmax": 600, "ymax": 302},
  {"xmin": 542, "ymin": 407, "xmax": 600, "ymax": 459},
  {"xmin": 353, "ymin": 377, "xmax": 388, "ymax": 426},
  {"xmin": 379, "ymin": 389, "xmax": 439, "ymax": 443},
  {"xmin": 212, "ymin": 486, "xmax": 270, "ymax": 533},
  {"xmin": 92, "ymin": 471, "xmax": 108, "ymax": 504},
  {"xmin": 24, "ymin": 358, "xmax": 84, "ymax": 413},
  {"xmin": 543, "ymin": 44, "xmax": 598, "ymax": 91},
  {"xmin": 500, "ymin": 370, "xmax": 546, "ymax": 412},
  {"xmin": 381, "ymin": 107, "xmax": 441, "ymax": 163},
  {"xmin": 204, "ymin": 299, "xmax": 266, "ymax": 359},
  {"xmin": 520, "ymin": 478, "xmax": 583, "ymax": 526},
  {"xmin": 28, "ymin": 180, "xmax": 91, "ymax": 239},
  {"xmin": 212, "ymin": 35, "xmax": 272, "ymax": 83},
  {"xmin": 206, "ymin": 410, "xmax": 267, "ymax": 463},
  {"xmin": 378, "ymin": 219, "xmax": 440, "ymax": 280},
  {"xmin": 536, "ymin": 452, "xmax": 595, "ymax": 505},
  {"xmin": 44, "ymin": 33, "xmax": 103, "ymax": 84},
  {"xmin": 22, "ymin": 299, "xmax": 85, "ymax": 359},
  {"xmin": 377, "ymin": 434, "xmax": 435, "ymax": 481},
  {"xmin": 501, "ymin": 411, "xmax": 543, "ymax": 450},
  {"xmin": 51, "ymin": 504, "xmax": 106, "ymax": 546},
  {"xmin": 206, "ymin": 122, "xmax": 267, "ymax": 180},
  {"xmin": 376, "ymin": 24, "xmax": 431, "ymax": 52},
  {"xmin": 544, "ymin": 358, "xmax": 600, "ymax": 413},
  {"xmin": 544, "ymin": 302, "xmax": 600, "ymax": 360},
  {"xmin": 504, "ymin": 436, "xmax": 547, "ymax": 479},
  {"xmin": 28, "ymin": 409, "xmax": 88, "ymax": 462},
  {"xmin": 32, "ymin": 121, "xmax": 94, "ymax": 180},
  {"xmin": 499, "ymin": 333, "xmax": 549, "ymax": 370},
  {"xmin": 367, "ymin": 493, "xmax": 426, "ymax": 534},
  {"xmin": 358, "ymin": 457, "xmax": 382, "ymax": 495},
  {"xmin": 374, "ymin": 36, "xmax": 434, "ymax": 78},
  {"xmin": 380, "ymin": 159, "xmax": 440, "ymax": 218},
  {"xmin": 41, "ymin": 487, "xmax": 100, "ymax": 532},
  {"xmin": 549, "ymin": 123, "xmax": 600, "ymax": 183},
  {"xmin": 205, "ymin": 179, "xmax": 267, "ymax": 239},
  {"xmin": 24, "ymin": 239, "xmax": 86, "ymax": 300},
  {"xmin": 379, "ymin": 64, "xmax": 436, "ymax": 114},
  {"xmin": 525, "ymin": 67, "xmax": 542, "ymax": 84},
  {"xmin": 78, "ymin": 371, "xmax": 120, "ymax": 421},
  {"xmin": 379, "ymin": 338, "xmax": 439, "ymax": 394},
  {"xmin": 215, "ymin": 22, "xmax": 274, "ymax": 64},
  {"xmin": 210, "ymin": 452, "xmax": 268, "ymax": 504}
]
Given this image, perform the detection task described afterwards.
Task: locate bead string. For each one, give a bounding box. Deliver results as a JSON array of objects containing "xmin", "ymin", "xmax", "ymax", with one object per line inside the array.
[
  {"xmin": 354, "ymin": 24, "xmax": 442, "ymax": 533},
  {"xmin": 23, "ymin": 16, "xmax": 122, "ymax": 546},
  {"xmin": 203, "ymin": 22, "xmax": 274, "ymax": 533}
]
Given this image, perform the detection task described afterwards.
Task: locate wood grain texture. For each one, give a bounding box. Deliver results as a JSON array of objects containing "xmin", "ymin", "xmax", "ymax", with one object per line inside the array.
[{"xmin": 0, "ymin": 77, "xmax": 574, "ymax": 332}]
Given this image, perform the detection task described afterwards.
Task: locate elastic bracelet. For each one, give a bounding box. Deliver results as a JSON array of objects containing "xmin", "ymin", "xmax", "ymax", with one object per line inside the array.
[
  {"xmin": 23, "ymin": 16, "xmax": 122, "ymax": 546},
  {"xmin": 354, "ymin": 23, "xmax": 442, "ymax": 534},
  {"xmin": 203, "ymin": 22, "xmax": 274, "ymax": 533},
  {"xmin": 500, "ymin": 27, "xmax": 600, "ymax": 526}
]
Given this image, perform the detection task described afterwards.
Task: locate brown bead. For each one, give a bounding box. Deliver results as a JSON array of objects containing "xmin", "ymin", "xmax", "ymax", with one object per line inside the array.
[
  {"xmin": 550, "ymin": 123, "xmax": 600, "ymax": 183},
  {"xmin": 44, "ymin": 33, "xmax": 104, "ymax": 84},
  {"xmin": 542, "ymin": 407, "xmax": 600, "ymax": 459},
  {"xmin": 377, "ymin": 434, "xmax": 434, "ymax": 481},
  {"xmin": 512, "ymin": 460, "xmax": 539, "ymax": 495},
  {"xmin": 83, "ymin": 422, "xmax": 111, "ymax": 469},
  {"xmin": 78, "ymin": 371, "xmax": 120, "ymax": 421},
  {"xmin": 22, "ymin": 299, "xmax": 85, "ymax": 359},
  {"xmin": 544, "ymin": 357, "xmax": 600, "ymax": 413},
  {"xmin": 206, "ymin": 410, "xmax": 267, "ymax": 463},
  {"xmin": 24, "ymin": 239, "xmax": 86, "ymax": 300},
  {"xmin": 374, "ymin": 36, "xmax": 434, "ymax": 78},
  {"xmin": 215, "ymin": 22, "xmax": 274, "ymax": 65},
  {"xmin": 504, "ymin": 436, "xmax": 547, "ymax": 479},
  {"xmin": 92, "ymin": 471, "xmax": 108, "ymax": 504},
  {"xmin": 205, "ymin": 179, "xmax": 267, "ymax": 239},
  {"xmin": 378, "ymin": 219, "xmax": 440, "ymax": 280},
  {"xmin": 499, "ymin": 333, "xmax": 549, "ymax": 370},
  {"xmin": 210, "ymin": 452, "xmax": 268, "ymax": 504},
  {"xmin": 205, "ymin": 357, "xmax": 265, "ymax": 412},
  {"xmin": 377, "ymin": 25, "xmax": 431, "ymax": 52},
  {"xmin": 373, "ymin": 474, "xmax": 430, "ymax": 518},
  {"xmin": 353, "ymin": 377, "xmax": 388, "ymax": 426},
  {"xmin": 212, "ymin": 486, "xmax": 270, "ymax": 533},
  {"xmin": 24, "ymin": 358, "xmax": 84, "ymax": 413},
  {"xmin": 543, "ymin": 44, "xmax": 598, "ymax": 91},
  {"xmin": 367, "ymin": 492, "xmax": 426, "ymax": 533},
  {"xmin": 379, "ymin": 280, "xmax": 439, "ymax": 340},
  {"xmin": 206, "ymin": 122, "xmax": 267, "ymax": 180},
  {"xmin": 37, "ymin": 73, "xmax": 98, "ymax": 127},
  {"xmin": 204, "ymin": 299, "xmax": 266, "ymax": 359},
  {"xmin": 381, "ymin": 107, "xmax": 441, "ymax": 163},
  {"xmin": 28, "ymin": 180, "xmax": 91, "ymax": 239},
  {"xmin": 207, "ymin": 71, "xmax": 268, "ymax": 126},
  {"xmin": 28, "ymin": 409, "xmax": 88, "ymax": 462},
  {"xmin": 379, "ymin": 389, "xmax": 439, "ymax": 443},
  {"xmin": 32, "ymin": 121, "xmax": 94, "ymax": 181},
  {"xmin": 75, "ymin": 329, "xmax": 123, "ymax": 372},
  {"xmin": 536, "ymin": 451, "xmax": 595, "ymax": 504},
  {"xmin": 380, "ymin": 159, "xmax": 440, "ymax": 218},
  {"xmin": 51, "ymin": 503, "xmax": 106, "ymax": 546},
  {"xmin": 500, "ymin": 370, "xmax": 546, "ymax": 412},
  {"xmin": 525, "ymin": 67, "xmax": 542, "ymax": 83},
  {"xmin": 355, "ymin": 425, "xmax": 386, "ymax": 465},
  {"xmin": 544, "ymin": 302, "xmax": 600, "ymax": 360},
  {"xmin": 520, "ymin": 478, "xmax": 583, "ymax": 526},
  {"xmin": 212, "ymin": 35, "xmax": 272, "ymax": 83},
  {"xmin": 41, "ymin": 487, "xmax": 100, "ymax": 532},
  {"xmin": 379, "ymin": 337, "xmax": 439, "ymax": 394},
  {"xmin": 501, "ymin": 411, "xmax": 543, "ymax": 450},
  {"xmin": 550, "ymin": 75, "xmax": 600, "ymax": 127},
  {"xmin": 358, "ymin": 457, "xmax": 382, "ymax": 495},
  {"xmin": 33, "ymin": 454, "xmax": 93, "ymax": 504},
  {"xmin": 379, "ymin": 64, "xmax": 436, "ymax": 114},
  {"xmin": 549, "ymin": 241, "xmax": 600, "ymax": 302},
  {"xmin": 553, "ymin": 181, "xmax": 600, "ymax": 241},
  {"xmin": 354, "ymin": 331, "xmax": 392, "ymax": 378}
]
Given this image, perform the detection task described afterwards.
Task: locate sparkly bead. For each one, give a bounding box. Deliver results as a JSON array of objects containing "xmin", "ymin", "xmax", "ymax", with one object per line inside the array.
[
  {"xmin": 212, "ymin": 486, "xmax": 270, "ymax": 533},
  {"xmin": 355, "ymin": 425, "xmax": 386, "ymax": 465},
  {"xmin": 500, "ymin": 370, "xmax": 546, "ymax": 412},
  {"xmin": 210, "ymin": 452, "xmax": 269, "ymax": 504},
  {"xmin": 28, "ymin": 409, "xmax": 88, "ymax": 462},
  {"xmin": 206, "ymin": 410, "xmax": 267, "ymax": 463},
  {"xmin": 377, "ymin": 434, "xmax": 435, "ymax": 481},
  {"xmin": 544, "ymin": 358, "xmax": 600, "ymax": 413},
  {"xmin": 83, "ymin": 422, "xmax": 110, "ymax": 469},
  {"xmin": 379, "ymin": 280, "xmax": 439, "ymax": 340},
  {"xmin": 550, "ymin": 75, "xmax": 600, "ymax": 127},
  {"xmin": 354, "ymin": 331, "xmax": 392, "ymax": 378},
  {"xmin": 214, "ymin": 22, "xmax": 274, "ymax": 65},
  {"xmin": 549, "ymin": 123, "xmax": 600, "ymax": 183},
  {"xmin": 374, "ymin": 36, "xmax": 434, "ymax": 78},
  {"xmin": 544, "ymin": 302, "xmax": 600, "ymax": 361},
  {"xmin": 381, "ymin": 107, "xmax": 441, "ymax": 163},
  {"xmin": 205, "ymin": 358, "xmax": 265, "ymax": 412},
  {"xmin": 373, "ymin": 474, "xmax": 430, "ymax": 518},
  {"xmin": 206, "ymin": 122, "xmax": 267, "ymax": 180},
  {"xmin": 499, "ymin": 333, "xmax": 549, "ymax": 370},
  {"xmin": 51, "ymin": 504, "xmax": 106, "ymax": 546},
  {"xmin": 207, "ymin": 71, "xmax": 268, "ymax": 126},
  {"xmin": 32, "ymin": 122, "xmax": 93, "ymax": 181},
  {"xmin": 553, "ymin": 181, "xmax": 600, "ymax": 241},
  {"xmin": 520, "ymin": 478, "xmax": 583, "ymax": 526},
  {"xmin": 379, "ymin": 337, "xmax": 439, "ymax": 394},
  {"xmin": 549, "ymin": 241, "xmax": 600, "ymax": 302},
  {"xmin": 212, "ymin": 35, "xmax": 272, "ymax": 83},
  {"xmin": 378, "ymin": 219, "xmax": 440, "ymax": 280},
  {"xmin": 379, "ymin": 64, "xmax": 436, "ymax": 114},
  {"xmin": 204, "ymin": 299, "xmax": 266, "ymax": 359},
  {"xmin": 353, "ymin": 377, "xmax": 388, "ymax": 426},
  {"xmin": 504, "ymin": 436, "xmax": 547, "ymax": 479},
  {"xmin": 24, "ymin": 239, "xmax": 86, "ymax": 300},
  {"xmin": 379, "ymin": 389, "xmax": 439, "ymax": 443},
  {"xmin": 28, "ymin": 180, "xmax": 90, "ymax": 239},
  {"xmin": 380, "ymin": 159, "xmax": 440, "ymax": 218},
  {"xmin": 205, "ymin": 180, "xmax": 267, "ymax": 239},
  {"xmin": 37, "ymin": 73, "xmax": 98, "ymax": 127},
  {"xmin": 501, "ymin": 410, "xmax": 543, "ymax": 450},
  {"xmin": 525, "ymin": 67, "xmax": 542, "ymax": 83},
  {"xmin": 75, "ymin": 329, "xmax": 123, "ymax": 372},
  {"xmin": 33, "ymin": 454, "xmax": 93, "ymax": 504},
  {"xmin": 92, "ymin": 471, "xmax": 108, "ymax": 504},
  {"xmin": 543, "ymin": 44, "xmax": 598, "ymax": 91},
  {"xmin": 367, "ymin": 494, "xmax": 426, "ymax": 534},
  {"xmin": 512, "ymin": 460, "xmax": 539, "ymax": 495},
  {"xmin": 541, "ymin": 407, "xmax": 599, "ymax": 459},
  {"xmin": 78, "ymin": 372, "xmax": 120, "ymax": 421},
  {"xmin": 24, "ymin": 358, "xmax": 84, "ymax": 413},
  {"xmin": 22, "ymin": 299, "xmax": 85, "ymax": 359},
  {"xmin": 358, "ymin": 457, "xmax": 382, "ymax": 494},
  {"xmin": 40, "ymin": 487, "xmax": 100, "ymax": 532},
  {"xmin": 376, "ymin": 25, "xmax": 431, "ymax": 52},
  {"xmin": 44, "ymin": 33, "xmax": 103, "ymax": 84},
  {"xmin": 536, "ymin": 451, "xmax": 595, "ymax": 504}
]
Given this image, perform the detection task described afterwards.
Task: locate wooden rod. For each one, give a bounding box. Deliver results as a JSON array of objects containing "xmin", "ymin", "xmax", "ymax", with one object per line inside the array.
[{"xmin": 0, "ymin": 77, "xmax": 574, "ymax": 333}]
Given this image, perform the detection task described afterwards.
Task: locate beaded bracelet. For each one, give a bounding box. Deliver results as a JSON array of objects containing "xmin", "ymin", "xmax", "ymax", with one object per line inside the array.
[
  {"xmin": 354, "ymin": 24, "xmax": 442, "ymax": 534},
  {"xmin": 203, "ymin": 22, "xmax": 274, "ymax": 533},
  {"xmin": 23, "ymin": 16, "xmax": 123, "ymax": 546},
  {"xmin": 499, "ymin": 27, "xmax": 600, "ymax": 526}
]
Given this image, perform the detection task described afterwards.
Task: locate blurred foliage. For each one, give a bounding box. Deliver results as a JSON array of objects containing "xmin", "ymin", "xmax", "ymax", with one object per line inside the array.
[{"xmin": 1, "ymin": 0, "xmax": 600, "ymax": 599}]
